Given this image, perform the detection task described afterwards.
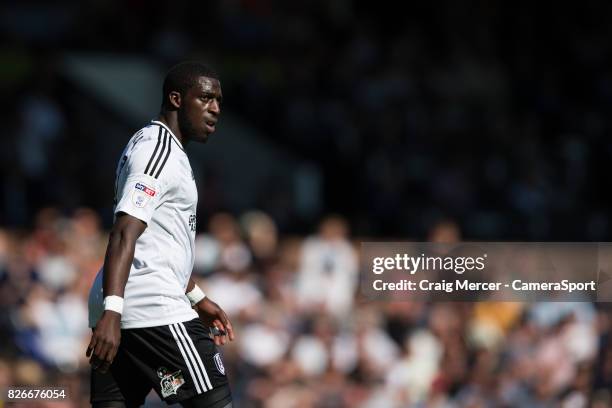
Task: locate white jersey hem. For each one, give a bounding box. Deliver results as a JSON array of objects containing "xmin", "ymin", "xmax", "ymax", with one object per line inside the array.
[{"xmin": 119, "ymin": 310, "xmax": 198, "ymax": 329}]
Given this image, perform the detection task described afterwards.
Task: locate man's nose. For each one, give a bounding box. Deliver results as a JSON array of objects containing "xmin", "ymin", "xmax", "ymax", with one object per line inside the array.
[{"xmin": 208, "ymin": 99, "xmax": 220, "ymax": 115}]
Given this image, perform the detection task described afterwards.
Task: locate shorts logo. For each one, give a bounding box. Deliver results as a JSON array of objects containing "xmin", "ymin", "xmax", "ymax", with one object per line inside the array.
[
  {"xmin": 157, "ymin": 366, "xmax": 185, "ymax": 398},
  {"xmin": 213, "ymin": 353, "xmax": 225, "ymax": 375},
  {"xmin": 189, "ymin": 214, "xmax": 196, "ymax": 232},
  {"xmin": 132, "ymin": 182, "xmax": 156, "ymax": 208}
]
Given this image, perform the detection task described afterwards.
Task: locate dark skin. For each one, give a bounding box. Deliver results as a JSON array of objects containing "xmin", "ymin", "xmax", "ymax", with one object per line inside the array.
[
  {"xmin": 160, "ymin": 76, "xmax": 223, "ymax": 146},
  {"xmin": 87, "ymin": 75, "xmax": 233, "ymax": 374}
]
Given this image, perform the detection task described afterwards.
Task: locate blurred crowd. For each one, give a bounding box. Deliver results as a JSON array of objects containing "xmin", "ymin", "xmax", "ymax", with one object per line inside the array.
[
  {"xmin": 2, "ymin": 1, "xmax": 612, "ymax": 406},
  {"xmin": 2, "ymin": 1, "xmax": 612, "ymax": 239},
  {"xmin": 0, "ymin": 208, "xmax": 611, "ymax": 407}
]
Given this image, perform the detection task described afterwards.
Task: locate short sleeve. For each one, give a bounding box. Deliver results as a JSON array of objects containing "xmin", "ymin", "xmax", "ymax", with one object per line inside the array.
[
  {"xmin": 115, "ymin": 174, "xmax": 163, "ymax": 224},
  {"xmin": 114, "ymin": 131, "xmax": 173, "ymax": 224}
]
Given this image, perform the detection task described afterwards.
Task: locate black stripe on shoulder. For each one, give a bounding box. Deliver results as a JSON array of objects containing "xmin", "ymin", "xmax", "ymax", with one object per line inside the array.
[
  {"xmin": 153, "ymin": 121, "xmax": 185, "ymax": 152},
  {"xmin": 155, "ymin": 131, "xmax": 172, "ymax": 178},
  {"xmin": 149, "ymin": 131, "xmax": 168, "ymax": 177},
  {"xmin": 144, "ymin": 126, "xmax": 163, "ymax": 175}
]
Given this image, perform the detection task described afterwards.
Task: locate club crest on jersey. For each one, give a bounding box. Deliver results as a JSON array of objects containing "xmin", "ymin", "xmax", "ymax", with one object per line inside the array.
[
  {"xmin": 157, "ymin": 366, "xmax": 185, "ymax": 398},
  {"xmin": 213, "ymin": 352, "xmax": 225, "ymax": 375},
  {"xmin": 132, "ymin": 182, "xmax": 156, "ymax": 208}
]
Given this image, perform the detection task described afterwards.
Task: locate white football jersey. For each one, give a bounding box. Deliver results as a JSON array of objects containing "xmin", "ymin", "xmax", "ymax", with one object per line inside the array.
[{"xmin": 89, "ymin": 120, "xmax": 198, "ymax": 329}]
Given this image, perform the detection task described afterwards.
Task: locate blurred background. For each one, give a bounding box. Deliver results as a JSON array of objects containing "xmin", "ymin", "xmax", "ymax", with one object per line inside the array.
[{"xmin": 0, "ymin": 0, "xmax": 611, "ymax": 407}]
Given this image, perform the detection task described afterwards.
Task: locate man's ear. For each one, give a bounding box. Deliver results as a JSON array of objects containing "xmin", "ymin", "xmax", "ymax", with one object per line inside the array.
[{"xmin": 168, "ymin": 91, "xmax": 181, "ymax": 109}]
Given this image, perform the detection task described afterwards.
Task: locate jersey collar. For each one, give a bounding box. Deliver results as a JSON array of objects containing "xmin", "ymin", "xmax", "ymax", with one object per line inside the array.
[{"xmin": 151, "ymin": 120, "xmax": 185, "ymax": 151}]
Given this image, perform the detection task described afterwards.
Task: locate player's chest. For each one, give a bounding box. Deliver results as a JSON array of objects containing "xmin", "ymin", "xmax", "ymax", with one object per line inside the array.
[{"xmin": 175, "ymin": 159, "xmax": 198, "ymax": 209}]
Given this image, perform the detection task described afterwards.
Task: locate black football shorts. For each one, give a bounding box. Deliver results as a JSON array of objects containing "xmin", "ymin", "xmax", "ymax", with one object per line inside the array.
[{"xmin": 91, "ymin": 318, "xmax": 231, "ymax": 407}]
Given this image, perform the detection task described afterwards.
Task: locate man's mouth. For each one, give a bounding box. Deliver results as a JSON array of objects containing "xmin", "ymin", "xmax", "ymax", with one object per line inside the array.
[{"xmin": 205, "ymin": 120, "xmax": 216, "ymax": 133}]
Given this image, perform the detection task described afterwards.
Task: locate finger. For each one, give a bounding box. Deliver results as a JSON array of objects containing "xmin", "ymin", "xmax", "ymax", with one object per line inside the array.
[
  {"xmin": 226, "ymin": 324, "xmax": 235, "ymax": 341},
  {"xmin": 215, "ymin": 312, "xmax": 232, "ymax": 337},
  {"xmin": 103, "ymin": 343, "xmax": 118, "ymax": 366},
  {"xmin": 101, "ymin": 341, "xmax": 117, "ymax": 366},
  {"xmin": 211, "ymin": 319, "xmax": 224, "ymax": 333},
  {"xmin": 97, "ymin": 346, "xmax": 110, "ymax": 368},
  {"xmin": 94, "ymin": 341, "xmax": 115, "ymax": 373},
  {"xmin": 222, "ymin": 317, "xmax": 235, "ymax": 341},
  {"xmin": 211, "ymin": 323, "xmax": 227, "ymax": 345},
  {"xmin": 86, "ymin": 336, "xmax": 97, "ymax": 357},
  {"xmin": 93, "ymin": 341, "xmax": 106, "ymax": 364},
  {"xmin": 94, "ymin": 342, "xmax": 113, "ymax": 372},
  {"xmin": 90, "ymin": 338, "xmax": 106, "ymax": 365},
  {"xmin": 218, "ymin": 311, "xmax": 233, "ymax": 334},
  {"xmin": 93, "ymin": 336, "xmax": 105, "ymax": 355}
]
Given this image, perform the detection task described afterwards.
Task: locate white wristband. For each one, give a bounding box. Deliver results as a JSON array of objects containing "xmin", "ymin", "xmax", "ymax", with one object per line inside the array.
[
  {"xmin": 103, "ymin": 295, "xmax": 124, "ymax": 314},
  {"xmin": 186, "ymin": 285, "xmax": 206, "ymax": 306}
]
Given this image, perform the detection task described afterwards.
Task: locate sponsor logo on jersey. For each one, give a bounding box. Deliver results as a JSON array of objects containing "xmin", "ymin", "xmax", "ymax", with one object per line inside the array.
[
  {"xmin": 157, "ymin": 366, "xmax": 185, "ymax": 398},
  {"xmin": 213, "ymin": 352, "xmax": 225, "ymax": 375},
  {"xmin": 135, "ymin": 182, "xmax": 156, "ymax": 196},
  {"xmin": 189, "ymin": 214, "xmax": 196, "ymax": 232},
  {"xmin": 132, "ymin": 182, "xmax": 156, "ymax": 208}
]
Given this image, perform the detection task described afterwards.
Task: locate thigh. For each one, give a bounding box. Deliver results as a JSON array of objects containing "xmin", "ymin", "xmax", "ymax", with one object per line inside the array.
[{"xmin": 90, "ymin": 344, "xmax": 152, "ymax": 407}]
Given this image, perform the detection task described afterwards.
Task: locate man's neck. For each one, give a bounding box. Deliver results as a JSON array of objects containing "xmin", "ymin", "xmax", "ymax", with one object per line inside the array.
[{"xmin": 157, "ymin": 112, "xmax": 187, "ymax": 146}]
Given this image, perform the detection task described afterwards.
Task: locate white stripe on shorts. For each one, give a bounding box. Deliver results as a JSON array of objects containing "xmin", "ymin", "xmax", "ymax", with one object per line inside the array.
[
  {"xmin": 178, "ymin": 322, "xmax": 213, "ymax": 390},
  {"xmin": 169, "ymin": 323, "xmax": 205, "ymax": 393}
]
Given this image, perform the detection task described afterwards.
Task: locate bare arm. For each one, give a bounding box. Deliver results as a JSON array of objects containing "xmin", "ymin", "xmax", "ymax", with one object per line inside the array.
[
  {"xmin": 87, "ymin": 213, "xmax": 146, "ymax": 372},
  {"xmin": 103, "ymin": 213, "xmax": 147, "ymax": 297}
]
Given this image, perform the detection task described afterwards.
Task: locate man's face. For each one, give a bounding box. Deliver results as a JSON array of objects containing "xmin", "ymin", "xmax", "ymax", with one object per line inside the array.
[{"xmin": 178, "ymin": 76, "xmax": 222, "ymax": 143}]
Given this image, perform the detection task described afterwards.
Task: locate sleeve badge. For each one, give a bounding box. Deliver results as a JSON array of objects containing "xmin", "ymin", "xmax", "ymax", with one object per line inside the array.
[{"xmin": 132, "ymin": 182, "xmax": 156, "ymax": 208}]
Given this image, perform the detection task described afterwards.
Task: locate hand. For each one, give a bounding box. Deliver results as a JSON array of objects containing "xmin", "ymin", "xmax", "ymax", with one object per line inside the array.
[
  {"xmin": 195, "ymin": 298, "xmax": 235, "ymax": 346},
  {"xmin": 86, "ymin": 311, "xmax": 121, "ymax": 373}
]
